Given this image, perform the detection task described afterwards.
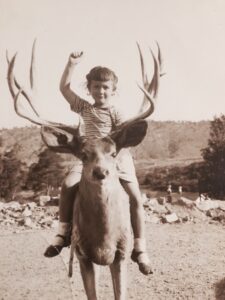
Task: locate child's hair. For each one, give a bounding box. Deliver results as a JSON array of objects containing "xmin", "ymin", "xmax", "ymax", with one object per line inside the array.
[{"xmin": 86, "ymin": 66, "xmax": 118, "ymax": 91}]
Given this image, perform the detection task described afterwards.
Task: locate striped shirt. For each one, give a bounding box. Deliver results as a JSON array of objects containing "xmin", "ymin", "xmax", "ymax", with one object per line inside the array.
[
  {"xmin": 70, "ymin": 95, "xmax": 124, "ymax": 139},
  {"xmin": 70, "ymin": 95, "xmax": 138, "ymax": 183}
]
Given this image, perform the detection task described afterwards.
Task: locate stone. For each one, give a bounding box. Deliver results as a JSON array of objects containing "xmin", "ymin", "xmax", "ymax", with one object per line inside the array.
[
  {"xmin": 196, "ymin": 200, "xmax": 219, "ymax": 211},
  {"xmin": 5, "ymin": 201, "xmax": 22, "ymax": 211},
  {"xmin": 145, "ymin": 214, "xmax": 161, "ymax": 224},
  {"xmin": 24, "ymin": 217, "xmax": 33, "ymax": 227},
  {"xmin": 51, "ymin": 220, "xmax": 58, "ymax": 228},
  {"xmin": 39, "ymin": 195, "xmax": 51, "ymax": 206},
  {"xmin": 163, "ymin": 213, "xmax": 179, "ymax": 223},
  {"xmin": 157, "ymin": 197, "xmax": 166, "ymax": 205},
  {"xmin": 22, "ymin": 207, "xmax": 32, "ymax": 217},
  {"xmin": 146, "ymin": 198, "xmax": 168, "ymax": 214},
  {"xmin": 0, "ymin": 202, "xmax": 4, "ymax": 211},
  {"xmin": 178, "ymin": 197, "xmax": 195, "ymax": 208},
  {"xmin": 27, "ymin": 202, "xmax": 37, "ymax": 210}
]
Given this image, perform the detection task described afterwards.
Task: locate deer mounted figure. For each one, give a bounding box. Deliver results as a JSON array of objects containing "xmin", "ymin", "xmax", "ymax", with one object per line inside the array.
[{"xmin": 7, "ymin": 41, "xmax": 163, "ymax": 300}]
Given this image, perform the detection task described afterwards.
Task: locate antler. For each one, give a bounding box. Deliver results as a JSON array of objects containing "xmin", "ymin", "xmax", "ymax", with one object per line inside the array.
[
  {"xmin": 117, "ymin": 42, "xmax": 163, "ymax": 129},
  {"xmin": 6, "ymin": 40, "xmax": 81, "ymax": 149},
  {"xmin": 6, "ymin": 40, "xmax": 163, "ymax": 154}
]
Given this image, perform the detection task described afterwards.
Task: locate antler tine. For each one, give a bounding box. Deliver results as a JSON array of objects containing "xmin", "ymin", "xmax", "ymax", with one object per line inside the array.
[
  {"xmin": 136, "ymin": 42, "xmax": 148, "ymax": 90},
  {"xmin": 136, "ymin": 83, "xmax": 155, "ymax": 116},
  {"xmin": 6, "ymin": 51, "xmax": 24, "ymax": 94},
  {"xmin": 7, "ymin": 54, "xmax": 18, "ymax": 99},
  {"xmin": 13, "ymin": 88, "xmax": 58, "ymax": 128},
  {"xmin": 13, "ymin": 89, "xmax": 44, "ymax": 126},
  {"xmin": 148, "ymin": 47, "xmax": 160, "ymax": 98},
  {"xmin": 155, "ymin": 41, "xmax": 162, "ymax": 74},
  {"xmin": 7, "ymin": 53, "xmax": 40, "ymax": 117},
  {"xmin": 30, "ymin": 39, "xmax": 37, "ymax": 91},
  {"xmin": 115, "ymin": 42, "xmax": 162, "ymax": 130},
  {"xmin": 155, "ymin": 41, "xmax": 166, "ymax": 77},
  {"xmin": 14, "ymin": 88, "xmax": 80, "ymax": 137},
  {"xmin": 136, "ymin": 42, "xmax": 161, "ymax": 99},
  {"xmin": 7, "ymin": 53, "xmax": 59, "ymax": 127}
]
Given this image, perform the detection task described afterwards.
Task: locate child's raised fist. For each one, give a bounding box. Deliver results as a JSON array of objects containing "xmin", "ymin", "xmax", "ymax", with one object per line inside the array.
[{"xmin": 69, "ymin": 51, "xmax": 83, "ymax": 64}]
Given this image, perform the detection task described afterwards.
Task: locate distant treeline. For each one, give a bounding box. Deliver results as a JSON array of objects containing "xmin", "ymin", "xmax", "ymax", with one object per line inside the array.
[
  {"xmin": 0, "ymin": 120, "xmax": 211, "ymax": 201},
  {"xmin": 0, "ymin": 120, "xmax": 210, "ymax": 165}
]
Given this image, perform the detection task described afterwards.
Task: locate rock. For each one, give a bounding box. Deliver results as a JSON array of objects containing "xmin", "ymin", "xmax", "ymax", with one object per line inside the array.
[
  {"xmin": 4, "ymin": 201, "xmax": 22, "ymax": 211},
  {"xmin": 196, "ymin": 197, "xmax": 204, "ymax": 204},
  {"xmin": 146, "ymin": 198, "xmax": 168, "ymax": 214},
  {"xmin": 38, "ymin": 216, "xmax": 53, "ymax": 227},
  {"xmin": 206, "ymin": 209, "xmax": 225, "ymax": 222},
  {"xmin": 157, "ymin": 197, "xmax": 166, "ymax": 205},
  {"xmin": 0, "ymin": 199, "xmax": 61, "ymax": 230},
  {"xmin": 162, "ymin": 213, "xmax": 179, "ymax": 223},
  {"xmin": 196, "ymin": 200, "xmax": 219, "ymax": 211},
  {"xmin": 178, "ymin": 197, "xmax": 195, "ymax": 208},
  {"xmin": 27, "ymin": 202, "xmax": 37, "ymax": 210},
  {"xmin": 24, "ymin": 217, "xmax": 34, "ymax": 228},
  {"xmin": 51, "ymin": 220, "xmax": 58, "ymax": 228},
  {"xmin": 3, "ymin": 219, "xmax": 16, "ymax": 225},
  {"xmin": 191, "ymin": 207, "xmax": 209, "ymax": 222},
  {"xmin": 17, "ymin": 218, "xmax": 25, "ymax": 226},
  {"xmin": 142, "ymin": 193, "xmax": 149, "ymax": 203},
  {"xmin": 217, "ymin": 201, "xmax": 225, "ymax": 211},
  {"xmin": 182, "ymin": 216, "xmax": 189, "ymax": 222},
  {"xmin": 0, "ymin": 202, "xmax": 4, "ymax": 211},
  {"xmin": 9, "ymin": 212, "xmax": 21, "ymax": 219},
  {"xmin": 39, "ymin": 195, "xmax": 51, "ymax": 206},
  {"xmin": 22, "ymin": 207, "xmax": 32, "ymax": 217},
  {"xmin": 145, "ymin": 213, "xmax": 161, "ymax": 224}
]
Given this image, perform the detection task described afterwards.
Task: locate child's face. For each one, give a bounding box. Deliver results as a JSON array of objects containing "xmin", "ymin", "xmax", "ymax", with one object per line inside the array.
[{"xmin": 89, "ymin": 80, "xmax": 115, "ymax": 107}]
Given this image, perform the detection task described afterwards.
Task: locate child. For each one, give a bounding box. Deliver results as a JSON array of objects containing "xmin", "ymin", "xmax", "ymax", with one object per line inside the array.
[{"xmin": 44, "ymin": 51, "xmax": 152, "ymax": 275}]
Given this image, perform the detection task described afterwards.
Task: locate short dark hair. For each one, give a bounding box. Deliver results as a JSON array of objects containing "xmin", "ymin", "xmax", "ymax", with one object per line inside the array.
[{"xmin": 86, "ymin": 66, "xmax": 118, "ymax": 91}]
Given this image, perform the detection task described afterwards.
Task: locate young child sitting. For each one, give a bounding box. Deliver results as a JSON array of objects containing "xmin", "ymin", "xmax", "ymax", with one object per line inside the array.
[{"xmin": 44, "ymin": 51, "xmax": 152, "ymax": 275}]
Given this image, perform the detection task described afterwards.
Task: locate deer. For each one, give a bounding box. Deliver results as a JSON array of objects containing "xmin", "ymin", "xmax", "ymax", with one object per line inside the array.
[{"xmin": 7, "ymin": 40, "xmax": 163, "ymax": 300}]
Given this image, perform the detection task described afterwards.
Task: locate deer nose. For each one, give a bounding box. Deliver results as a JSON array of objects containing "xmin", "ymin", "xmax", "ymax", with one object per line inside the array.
[{"xmin": 92, "ymin": 167, "xmax": 109, "ymax": 180}]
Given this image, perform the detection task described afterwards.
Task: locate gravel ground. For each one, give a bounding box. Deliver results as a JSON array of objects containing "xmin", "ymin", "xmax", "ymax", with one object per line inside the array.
[{"xmin": 1, "ymin": 222, "xmax": 225, "ymax": 300}]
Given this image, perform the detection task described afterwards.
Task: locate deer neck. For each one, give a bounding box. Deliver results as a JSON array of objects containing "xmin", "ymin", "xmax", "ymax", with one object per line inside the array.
[{"xmin": 79, "ymin": 175, "xmax": 120, "ymax": 201}]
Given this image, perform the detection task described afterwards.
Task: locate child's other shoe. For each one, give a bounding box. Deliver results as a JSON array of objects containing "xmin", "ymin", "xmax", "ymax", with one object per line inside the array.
[{"xmin": 131, "ymin": 249, "xmax": 153, "ymax": 275}]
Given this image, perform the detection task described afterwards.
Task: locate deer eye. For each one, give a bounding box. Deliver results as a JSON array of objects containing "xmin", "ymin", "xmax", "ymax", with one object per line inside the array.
[
  {"xmin": 80, "ymin": 152, "xmax": 88, "ymax": 161},
  {"xmin": 111, "ymin": 152, "xmax": 117, "ymax": 158}
]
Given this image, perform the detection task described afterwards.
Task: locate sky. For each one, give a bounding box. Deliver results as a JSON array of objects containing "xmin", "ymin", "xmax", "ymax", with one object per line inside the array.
[{"xmin": 0, "ymin": 0, "xmax": 225, "ymax": 128}]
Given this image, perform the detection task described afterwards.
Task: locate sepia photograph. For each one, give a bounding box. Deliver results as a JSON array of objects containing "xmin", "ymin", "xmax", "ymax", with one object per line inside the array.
[{"xmin": 0, "ymin": 0, "xmax": 225, "ymax": 299}]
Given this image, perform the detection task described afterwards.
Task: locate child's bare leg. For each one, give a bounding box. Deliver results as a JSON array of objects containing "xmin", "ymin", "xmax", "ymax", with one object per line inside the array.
[
  {"xmin": 120, "ymin": 180, "xmax": 153, "ymax": 275},
  {"xmin": 44, "ymin": 170, "xmax": 80, "ymax": 258}
]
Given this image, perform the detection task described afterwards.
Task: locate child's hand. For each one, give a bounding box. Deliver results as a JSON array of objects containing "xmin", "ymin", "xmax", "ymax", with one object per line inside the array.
[{"xmin": 69, "ymin": 51, "xmax": 83, "ymax": 64}]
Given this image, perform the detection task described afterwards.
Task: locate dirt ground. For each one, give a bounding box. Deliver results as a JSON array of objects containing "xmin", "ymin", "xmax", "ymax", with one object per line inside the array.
[{"xmin": 1, "ymin": 221, "xmax": 225, "ymax": 300}]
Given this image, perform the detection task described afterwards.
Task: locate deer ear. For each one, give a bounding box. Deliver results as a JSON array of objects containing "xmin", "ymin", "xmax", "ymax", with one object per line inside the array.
[
  {"xmin": 40, "ymin": 126, "xmax": 82, "ymax": 155},
  {"xmin": 111, "ymin": 120, "xmax": 148, "ymax": 150}
]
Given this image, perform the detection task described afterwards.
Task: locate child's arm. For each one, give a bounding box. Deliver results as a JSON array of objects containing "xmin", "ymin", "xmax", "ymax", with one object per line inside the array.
[{"xmin": 59, "ymin": 52, "xmax": 83, "ymax": 107}]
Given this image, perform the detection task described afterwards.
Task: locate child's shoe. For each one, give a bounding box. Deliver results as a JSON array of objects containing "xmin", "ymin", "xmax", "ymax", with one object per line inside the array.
[{"xmin": 44, "ymin": 234, "xmax": 71, "ymax": 257}]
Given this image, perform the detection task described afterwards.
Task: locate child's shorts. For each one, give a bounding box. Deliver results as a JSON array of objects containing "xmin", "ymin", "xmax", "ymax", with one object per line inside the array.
[{"xmin": 67, "ymin": 149, "xmax": 138, "ymax": 184}]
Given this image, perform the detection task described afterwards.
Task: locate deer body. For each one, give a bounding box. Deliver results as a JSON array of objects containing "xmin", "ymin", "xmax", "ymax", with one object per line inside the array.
[{"xmin": 68, "ymin": 139, "xmax": 131, "ymax": 299}]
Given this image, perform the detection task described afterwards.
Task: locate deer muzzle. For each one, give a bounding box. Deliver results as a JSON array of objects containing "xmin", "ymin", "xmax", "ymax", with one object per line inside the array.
[{"xmin": 92, "ymin": 166, "xmax": 109, "ymax": 180}]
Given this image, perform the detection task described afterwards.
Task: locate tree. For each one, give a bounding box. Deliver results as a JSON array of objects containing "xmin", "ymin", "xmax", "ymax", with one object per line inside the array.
[
  {"xmin": 26, "ymin": 149, "xmax": 65, "ymax": 193},
  {"xmin": 0, "ymin": 150, "xmax": 25, "ymax": 200},
  {"xmin": 201, "ymin": 115, "xmax": 225, "ymax": 199}
]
